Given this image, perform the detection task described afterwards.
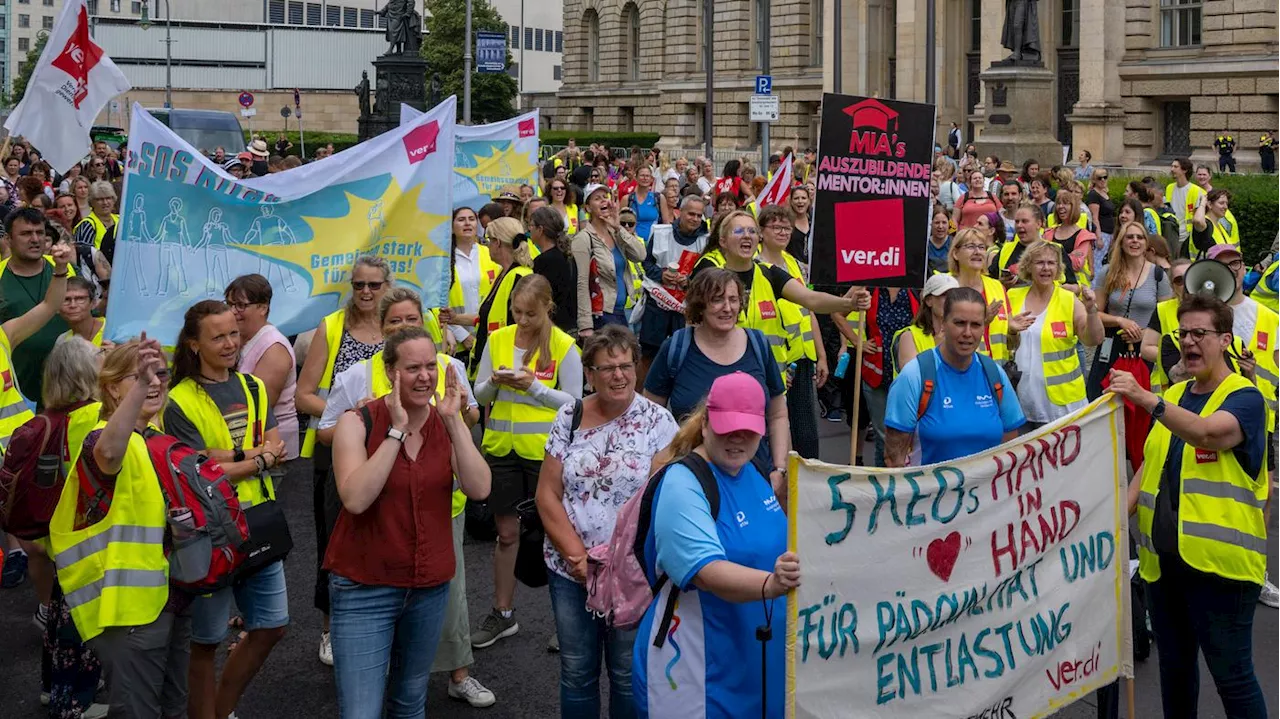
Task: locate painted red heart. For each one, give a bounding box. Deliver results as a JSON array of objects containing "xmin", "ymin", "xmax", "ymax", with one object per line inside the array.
[{"xmin": 926, "ymin": 531, "xmax": 962, "ymax": 582}]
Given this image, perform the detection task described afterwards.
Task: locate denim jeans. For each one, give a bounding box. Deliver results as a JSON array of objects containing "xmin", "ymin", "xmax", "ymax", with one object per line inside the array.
[
  {"xmin": 329, "ymin": 575, "xmax": 451, "ymax": 719},
  {"xmin": 547, "ymin": 571, "xmax": 638, "ymax": 719},
  {"xmin": 861, "ymin": 381, "xmax": 889, "ymax": 467},
  {"xmin": 1146, "ymin": 555, "xmax": 1268, "ymax": 719}
]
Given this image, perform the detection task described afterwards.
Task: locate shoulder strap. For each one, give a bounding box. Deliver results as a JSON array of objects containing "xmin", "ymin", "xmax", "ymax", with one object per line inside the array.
[
  {"xmin": 745, "ymin": 328, "xmax": 771, "ymax": 371},
  {"xmin": 680, "ymin": 451, "xmax": 721, "ymax": 520},
  {"xmin": 976, "ymin": 353, "xmax": 1006, "ymax": 404},
  {"xmin": 358, "ymin": 404, "xmax": 373, "ymax": 438},
  {"xmin": 239, "ymin": 372, "xmax": 264, "ymax": 447},
  {"xmin": 667, "ymin": 327, "xmax": 693, "ymax": 377},
  {"xmin": 567, "ymin": 399, "xmax": 584, "ymax": 443},
  {"xmin": 916, "ymin": 350, "xmax": 938, "ymax": 420}
]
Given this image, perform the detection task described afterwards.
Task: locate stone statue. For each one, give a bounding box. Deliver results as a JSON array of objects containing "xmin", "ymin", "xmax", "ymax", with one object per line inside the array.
[
  {"xmin": 374, "ymin": 74, "xmax": 390, "ymax": 115},
  {"xmin": 377, "ymin": 0, "xmax": 423, "ymax": 56},
  {"xmin": 354, "ymin": 71, "xmax": 371, "ymax": 118},
  {"xmin": 429, "ymin": 73, "xmax": 442, "ymax": 106},
  {"xmin": 997, "ymin": 0, "xmax": 1042, "ymax": 66}
]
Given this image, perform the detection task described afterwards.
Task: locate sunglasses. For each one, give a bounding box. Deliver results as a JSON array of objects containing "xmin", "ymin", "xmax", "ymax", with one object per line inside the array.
[
  {"xmin": 352, "ymin": 281, "xmax": 385, "ymax": 291},
  {"xmin": 551, "ymin": 186, "xmax": 566, "ymax": 192},
  {"xmin": 621, "ymin": 221, "xmax": 636, "ymax": 228}
]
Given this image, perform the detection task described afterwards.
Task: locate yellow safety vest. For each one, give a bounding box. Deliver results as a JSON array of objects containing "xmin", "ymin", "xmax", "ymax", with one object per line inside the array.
[
  {"xmin": 759, "ymin": 252, "xmax": 815, "ymax": 363},
  {"xmin": 1046, "ymin": 213, "xmax": 1089, "ymax": 232},
  {"xmin": 62, "ymin": 320, "xmax": 106, "ymax": 348},
  {"xmin": 167, "ymin": 373, "xmax": 275, "ymax": 507},
  {"xmin": 447, "ymin": 244, "xmax": 502, "ymax": 315},
  {"xmin": 1209, "ymin": 211, "xmax": 1241, "ymax": 248},
  {"xmin": 1247, "ymin": 303, "xmax": 1279, "ymax": 432},
  {"xmin": 0, "ymin": 330, "xmax": 34, "ymax": 455},
  {"xmin": 624, "ymin": 260, "xmax": 644, "ymax": 311},
  {"xmin": 1136, "ymin": 374, "xmax": 1269, "ymax": 585},
  {"xmin": 563, "ymin": 204, "xmax": 580, "ymax": 235},
  {"xmin": 74, "ymin": 214, "xmax": 119, "ymax": 250},
  {"xmin": 423, "ymin": 309, "xmax": 444, "ymax": 347},
  {"xmin": 481, "ymin": 324, "xmax": 576, "ymax": 461},
  {"xmin": 701, "ymin": 250, "xmax": 792, "ymax": 374},
  {"xmin": 1165, "ymin": 182, "xmax": 1206, "ymax": 234},
  {"xmin": 1252, "ymin": 261, "xmax": 1279, "ymax": 314},
  {"xmin": 366, "ymin": 350, "xmax": 467, "ymax": 518},
  {"xmin": 891, "ymin": 324, "xmax": 936, "ymax": 374},
  {"xmin": 1149, "ymin": 299, "xmax": 1181, "ymax": 395},
  {"xmin": 0, "ymin": 255, "xmax": 76, "ymax": 277},
  {"xmin": 50, "ymin": 422, "xmax": 168, "ymax": 642},
  {"xmin": 300, "ymin": 309, "xmax": 346, "ymax": 458},
  {"xmin": 484, "ymin": 265, "xmax": 533, "ymax": 333},
  {"xmin": 940, "ymin": 273, "xmax": 1011, "ymax": 361},
  {"xmin": 1007, "ymin": 286, "xmax": 1086, "ymax": 405}
]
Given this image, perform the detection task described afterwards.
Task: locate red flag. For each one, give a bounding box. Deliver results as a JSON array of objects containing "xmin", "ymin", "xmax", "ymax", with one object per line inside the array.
[{"xmin": 757, "ymin": 153, "xmax": 793, "ymax": 208}]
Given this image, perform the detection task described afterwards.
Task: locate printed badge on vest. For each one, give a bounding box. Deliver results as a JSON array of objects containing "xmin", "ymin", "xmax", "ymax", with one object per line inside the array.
[
  {"xmin": 534, "ymin": 360, "xmax": 557, "ymax": 381},
  {"xmin": 1195, "ymin": 448, "xmax": 1218, "ymax": 464},
  {"xmin": 1051, "ymin": 321, "xmax": 1068, "ymax": 339},
  {"xmin": 758, "ymin": 300, "xmax": 777, "ymax": 320},
  {"xmin": 1, "ymin": 369, "xmax": 11, "ymax": 392},
  {"xmin": 1258, "ymin": 332, "xmax": 1269, "ymax": 352}
]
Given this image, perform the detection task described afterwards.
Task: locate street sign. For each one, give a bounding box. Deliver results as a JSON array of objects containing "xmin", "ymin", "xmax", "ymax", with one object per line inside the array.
[
  {"xmin": 109, "ymin": 100, "xmax": 120, "ymax": 113},
  {"xmin": 476, "ymin": 30, "xmax": 507, "ymax": 73},
  {"xmin": 280, "ymin": 106, "xmax": 292, "ymax": 118},
  {"xmin": 240, "ymin": 108, "xmax": 257, "ymax": 118},
  {"xmin": 750, "ymin": 94, "xmax": 779, "ymax": 123},
  {"xmin": 238, "ymin": 91, "xmax": 254, "ymax": 108},
  {"xmin": 295, "ymin": 110, "xmax": 302, "ymax": 119},
  {"xmin": 755, "ymin": 75, "xmax": 773, "ymax": 95}
]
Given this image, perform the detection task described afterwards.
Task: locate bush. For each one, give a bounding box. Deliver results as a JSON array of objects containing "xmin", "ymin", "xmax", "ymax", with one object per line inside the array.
[
  {"xmin": 244, "ymin": 130, "xmax": 360, "ymax": 158},
  {"xmin": 1107, "ymin": 174, "xmax": 1278, "ymax": 263},
  {"xmin": 538, "ymin": 130, "xmax": 661, "ymax": 149}
]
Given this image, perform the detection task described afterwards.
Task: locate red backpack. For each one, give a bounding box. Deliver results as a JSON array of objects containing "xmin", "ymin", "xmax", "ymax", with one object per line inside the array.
[
  {"xmin": 78, "ymin": 430, "xmax": 250, "ymax": 593},
  {"xmin": 0, "ymin": 400, "xmax": 95, "ymax": 540}
]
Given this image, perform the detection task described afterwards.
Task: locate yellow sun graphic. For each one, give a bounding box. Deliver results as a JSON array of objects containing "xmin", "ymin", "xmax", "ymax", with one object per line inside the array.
[
  {"xmin": 455, "ymin": 142, "xmax": 538, "ymax": 195},
  {"xmin": 231, "ymin": 178, "xmax": 448, "ymax": 298}
]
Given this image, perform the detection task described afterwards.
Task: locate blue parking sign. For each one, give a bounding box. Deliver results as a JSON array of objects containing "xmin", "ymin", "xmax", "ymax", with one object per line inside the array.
[
  {"xmin": 756, "ymin": 75, "xmax": 772, "ymax": 95},
  {"xmin": 477, "ymin": 31, "xmax": 507, "ymax": 73}
]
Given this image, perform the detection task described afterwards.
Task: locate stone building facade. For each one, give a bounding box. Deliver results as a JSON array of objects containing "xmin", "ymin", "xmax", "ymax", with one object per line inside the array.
[
  {"xmin": 536, "ymin": 0, "xmax": 838, "ymax": 157},
  {"xmin": 833, "ymin": 0, "xmax": 1278, "ymax": 168}
]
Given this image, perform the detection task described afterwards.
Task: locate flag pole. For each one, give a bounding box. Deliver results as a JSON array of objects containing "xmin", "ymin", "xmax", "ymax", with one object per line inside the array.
[
  {"xmin": 1126, "ymin": 678, "xmax": 1136, "ymax": 718},
  {"xmin": 848, "ymin": 338, "xmax": 865, "ymax": 465}
]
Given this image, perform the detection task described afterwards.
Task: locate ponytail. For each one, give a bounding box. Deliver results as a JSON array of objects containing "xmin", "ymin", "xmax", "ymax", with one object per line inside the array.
[{"xmin": 654, "ymin": 403, "xmax": 707, "ymax": 467}]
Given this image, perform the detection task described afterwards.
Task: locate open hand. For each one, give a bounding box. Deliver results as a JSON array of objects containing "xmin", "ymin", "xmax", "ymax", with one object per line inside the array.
[
  {"xmin": 1008, "ymin": 310, "xmax": 1035, "ymax": 333},
  {"xmin": 387, "ymin": 374, "xmax": 409, "ymax": 432},
  {"xmin": 435, "ymin": 363, "xmax": 464, "ymax": 417}
]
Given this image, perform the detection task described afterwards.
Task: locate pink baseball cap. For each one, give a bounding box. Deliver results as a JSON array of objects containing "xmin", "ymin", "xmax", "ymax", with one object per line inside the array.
[
  {"xmin": 1206, "ymin": 244, "xmax": 1242, "ymax": 262},
  {"xmin": 706, "ymin": 372, "xmax": 766, "ymax": 436}
]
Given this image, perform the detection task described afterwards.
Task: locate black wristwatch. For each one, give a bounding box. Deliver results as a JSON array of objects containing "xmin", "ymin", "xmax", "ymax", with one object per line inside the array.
[
  {"xmin": 1151, "ymin": 397, "xmax": 1167, "ymax": 421},
  {"xmin": 233, "ymin": 448, "xmax": 246, "ymax": 463}
]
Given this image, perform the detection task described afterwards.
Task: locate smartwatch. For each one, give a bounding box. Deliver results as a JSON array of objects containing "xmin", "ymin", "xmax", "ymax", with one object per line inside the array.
[
  {"xmin": 386, "ymin": 427, "xmax": 408, "ymax": 443},
  {"xmin": 233, "ymin": 448, "xmax": 246, "ymax": 463},
  {"xmin": 1151, "ymin": 397, "xmax": 1167, "ymax": 421}
]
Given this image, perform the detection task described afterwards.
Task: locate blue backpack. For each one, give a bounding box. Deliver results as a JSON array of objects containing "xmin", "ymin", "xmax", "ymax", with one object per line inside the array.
[
  {"xmin": 914, "ymin": 350, "xmax": 1005, "ymax": 419},
  {"xmin": 665, "ymin": 326, "xmax": 772, "ymax": 376}
]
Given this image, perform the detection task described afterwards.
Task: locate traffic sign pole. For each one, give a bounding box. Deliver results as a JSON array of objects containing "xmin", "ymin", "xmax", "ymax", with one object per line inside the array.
[
  {"xmin": 759, "ymin": 2, "xmax": 771, "ymax": 172},
  {"xmin": 295, "ymin": 89, "xmax": 305, "ymax": 162}
]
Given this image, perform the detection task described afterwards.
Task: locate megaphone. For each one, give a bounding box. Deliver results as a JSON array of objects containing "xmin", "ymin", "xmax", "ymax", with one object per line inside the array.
[{"xmin": 1184, "ymin": 259, "xmax": 1237, "ymax": 303}]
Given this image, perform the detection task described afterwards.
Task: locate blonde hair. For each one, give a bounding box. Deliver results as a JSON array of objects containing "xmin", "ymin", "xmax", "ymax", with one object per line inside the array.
[
  {"xmin": 1101, "ymin": 220, "xmax": 1152, "ymax": 301},
  {"xmin": 43, "ymin": 337, "xmax": 99, "ymax": 410},
  {"xmin": 487, "ymin": 216, "xmax": 533, "ymax": 268},
  {"xmin": 1055, "ymin": 190, "xmax": 1082, "ymax": 226},
  {"xmin": 1016, "ymin": 241, "xmax": 1063, "ymax": 284},
  {"xmin": 510, "ymin": 273, "xmax": 555, "ymax": 372},
  {"xmin": 377, "ymin": 286, "xmax": 423, "ymax": 328},
  {"xmin": 948, "ymin": 227, "xmax": 989, "ymax": 275},
  {"xmin": 655, "ymin": 403, "xmax": 708, "ymax": 467},
  {"xmin": 98, "ymin": 340, "xmax": 143, "ymax": 419}
]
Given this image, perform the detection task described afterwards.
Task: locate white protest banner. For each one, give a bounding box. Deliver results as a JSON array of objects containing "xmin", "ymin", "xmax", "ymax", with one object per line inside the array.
[
  {"xmin": 104, "ymin": 98, "xmax": 456, "ymax": 343},
  {"xmin": 786, "ymin": 397, "xmax": 1133, "ymax": 718},
  {"xmin": 401, "ymin": 103, "xmax": 540, "ymax": 210}
]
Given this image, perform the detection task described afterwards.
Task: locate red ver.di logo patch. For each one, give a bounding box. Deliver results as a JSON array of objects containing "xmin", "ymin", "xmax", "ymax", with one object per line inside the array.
[
  {"xmin": 402, "ymin": 120, "xmax": 440, "ymax": 165},
  {"xmin": 834, "ymin": 199, "xmax": 904, "ymax": 282}
]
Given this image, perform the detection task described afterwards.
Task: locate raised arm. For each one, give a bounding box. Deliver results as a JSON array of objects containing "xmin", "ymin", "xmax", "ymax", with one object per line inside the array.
[
  {"xmin": 295, "ymin": 316, "xmax": 332, "ymax": 418},
  {"xmin": 2, "ymin": 243, "xmax": 72, "ymax": 348}
]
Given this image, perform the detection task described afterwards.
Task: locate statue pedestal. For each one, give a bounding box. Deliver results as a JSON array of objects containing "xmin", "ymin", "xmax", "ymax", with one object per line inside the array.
[
  {"xmin": 977, "ymin": 65, "xmax": 1063, "ymax": 166},
  {"xmin": 358, "ymin": 53, "xmax": 430, "ymax": 141}
]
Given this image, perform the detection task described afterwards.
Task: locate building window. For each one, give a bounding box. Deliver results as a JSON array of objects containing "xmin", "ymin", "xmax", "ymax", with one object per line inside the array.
[
  {"xmin": 583, "ymin": 10, "xmax": 599, "ymax": 82},
  {"xmin": 509, "ymin": 25, "xmax": 518, "ymax": 48},
  {"xmin": 109, "ymin": 0, "xmax": 119, "ymax": 10},
  {"xmin": 555, "ymin": 31, "xmax": 563, "ymax": 53},
  {"xmin": 17, "ymin": 0, "xmax": 27, "ymax": 4},
  {"xmin": 85, "ymin": 0, "xmax": 94, "ymax": 11},
  {"xmin": 620, "ymin": 106, "xmax": 634, "ymax": 132},
  {"xmin": 810, "ymin": 0, "xmax": 822, "ymax": 66},
  {"xmin": 753, "ymin": 0, "xmax": 766, "ymax": 68},
  {"xmin": 288, "ymin": 1, "xmax": 303, "ymax": 24},
  {"xmin": 18, "ymin": 37, "xmax": 28, "ymax": 51},
  {"xmin": 268, "ymin": 0, "xmax": 285, "ymax": 23},
  {"xmin": 41, "ymin": 14, "xmax": 51, "ymax": 28},
  {"xmin": 1162, "ymin": 101, "xmax": 1192, "ymax": 156},
  {"xmin": 306, "ymin": 2, "xmax": 320, "ymax": 24},
  {"xmin": 18, "ymin": 14, "xmax": 29, "ymax": 27},
  {"xmin": 583, "ymin": 106, "xmax": 594, "ymax": 131},
  {"xmin": 524, "ymin": 26, "xmax": 533, "ymax": 50},
  {"xmin": 1160, "ymin": 0, "xmax": 1201, "ymax": 47},
  {"xmin": 343, "ymin": 6, "xmax": 357, "ymax": 26},
  {"xmin": 536, "ymin": 28, "xmax": 545, "ymax": 52},
  {"xmin": 360, "ymin": 8, "xmax": 374, "ymax": 27},
  {"xmin": 1060, "ymin": 0, "xmax": 1079, "ymax": 48},
  {"xmin": 132, "ymin": 1, "xmax": 141, "ymax": 12},
  {"xmin": 969, "ymin": 0, "xmax": 981, "ymax": 51},
  {"xmin": 623, "ymin": 3, "xmax": 639, "ymax": 80},
  {"xmin": 553, "ymin": 64, "xmax": 562, "ymax": 80},
  {"xmin": 377, "ymin": 11, "xmax": 386, "ymax": 28}
]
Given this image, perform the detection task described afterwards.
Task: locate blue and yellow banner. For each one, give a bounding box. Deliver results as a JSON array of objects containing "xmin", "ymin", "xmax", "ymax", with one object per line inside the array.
[
  {"xmin": 104, "ymin": 98, "xmax": 457, "ymax": 343},
  {"xmin": 401, "ymin": 103, "xmax": 540, "ymax": 210}
]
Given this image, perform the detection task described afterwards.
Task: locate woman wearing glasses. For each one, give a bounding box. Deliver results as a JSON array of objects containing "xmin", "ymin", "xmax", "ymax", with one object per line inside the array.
[
  {"xmin": 946, "ymin": 227, "xmax": 1012, "ymax": 362},
  {"xmin": 294, "ymin": 255, "xmax": 391, "ymax": 664},
  {"xmin": 1112, "ymin": 293, "xmax": 1270, "ymax": 719},
  {"xmin": 547, "ymin": 179, "xmax": 580, "ymax": 235},
  {"xmin": 226, "ymin": 273, "xmax": 298, "ymax": 460},
  {"xmin": 1086, "ymin": 168, "xmax": 1117, "ymax": 268},
  {"xmin": 572, "ymin": 184, "xmax": 646, "ymax": 336},
  {"xmin": 620, "ymin": 166, "xmax": 660, "ymax": 241},
  {"xmin": 74, "ymin": 181, "xmax": 119, "ymax": 260}
]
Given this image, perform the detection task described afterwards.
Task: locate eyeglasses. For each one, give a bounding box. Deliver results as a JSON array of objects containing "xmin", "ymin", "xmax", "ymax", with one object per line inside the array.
[
  {"xmin": 551, "ymin": 186, "xmax": 566, "ymax": 192},
  {"xmin": 765, "ymin": 224, "xmax": 792, "ymax": 233},
  {"xmin": 729, "ymin": 227, "xmax": 760, "ymax": 237},
  {"xmin": 589, "ymin": 362, "xmax": 635, "ymax": 375},
  {"xmin": 226, "ymin": 301, "xmax": 259, "ymax": 312},
  {"xmin": 1224, "ymin": 259, "xmax": 1245, "ymax": 271},
  {"xmin": 1171, "ymin": 275, "xmax": 1186, "ymax": 286},
  {"xmin": 957, "ymin": 243, "xmax": 987, "ymax": 252},
  {"xmin": 1175, "ymin": 328, "xmax": 1227, "ymax": 342},
  {"xmin": 352, "ymin": 281, "xmax": 385, "ymax": 291}
]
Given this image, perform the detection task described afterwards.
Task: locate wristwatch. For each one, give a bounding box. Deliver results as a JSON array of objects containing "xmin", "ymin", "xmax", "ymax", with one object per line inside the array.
[
  {"xmin": 386, "ymin": 427, "xmax": 407, "ymax": 443},
  {"xmin": 1151, "ymin": 397, "xmax": 1167, "ymax": 421},
  {"xmin": 233, "ymin": 448, "xmax": 246, "ymax": 463}
]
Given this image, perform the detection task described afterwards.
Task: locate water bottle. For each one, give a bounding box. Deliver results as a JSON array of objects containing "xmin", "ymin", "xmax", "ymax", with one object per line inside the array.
[{"xmin": 834, "ymin": 352, "xmax": 851, "ymax": 379}]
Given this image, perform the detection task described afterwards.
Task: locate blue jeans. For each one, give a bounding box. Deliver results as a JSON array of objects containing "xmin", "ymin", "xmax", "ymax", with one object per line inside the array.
[
  {"xmin": 1146, "ymin": 555, "xmax": 1268, "ymax": 719},
  {"xmin": 191, "ymin": 559, "xmax": 290, "ymax": 644},
  {"xmin": 548, "ymin": 571, "xmax": 638, "ymax": 719},
  {"xmin": 329, "ymin": 575, "xmax": 451, "ymax": 719},
  {"xmin": 861, "ymin": 380, "xmax": 889, "ymax": 467}
]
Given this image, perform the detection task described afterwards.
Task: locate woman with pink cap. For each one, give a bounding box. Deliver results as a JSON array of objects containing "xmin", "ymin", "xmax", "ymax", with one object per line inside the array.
[{"xmin": 633, "ymin": 371, "xmax": 801, "ymax": 718}]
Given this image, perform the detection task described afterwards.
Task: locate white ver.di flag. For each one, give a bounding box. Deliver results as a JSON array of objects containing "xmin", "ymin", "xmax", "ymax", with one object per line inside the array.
[{"xmin": 4, "ymin": 0, "xmax": 131, "ymax": 173}]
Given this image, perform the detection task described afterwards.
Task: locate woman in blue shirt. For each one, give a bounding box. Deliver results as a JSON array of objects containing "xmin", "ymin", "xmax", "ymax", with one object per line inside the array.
[
  {"xmin": 883, "ymin": 286, "xmax": 1026, "ymax": 466},
  {"xmin": 622, "ymin": 166, "xmax": 661, "ymax": 241},
  {"xmin": 634, "ymin": 372, "xmax": 801, "ymax": 719}
]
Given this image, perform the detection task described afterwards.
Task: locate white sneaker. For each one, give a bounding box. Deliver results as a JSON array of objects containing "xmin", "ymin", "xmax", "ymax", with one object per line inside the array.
[
  {"xmin": 82, "ymin": 704, "xmax": 110, "ymax": 719},
  {"xmin": 1260, "ymin": 577, "xmax": 1279, "ymax": 608},
  {"xmin": 449, "ymin": 675, "xmax": 496, "ymax": 708},
  {"xmin": 318, "ymin": 631, "xmax": 334, "ymax": 666}
]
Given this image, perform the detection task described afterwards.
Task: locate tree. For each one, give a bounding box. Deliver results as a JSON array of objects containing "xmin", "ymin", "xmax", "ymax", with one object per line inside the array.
[
  {"xmin": 11, "ymin": 33, "xmax": 49, "ymax": 106},
  {"xmin": 422, "ymin": 0, "xmax": 518, "ymax": 123}
]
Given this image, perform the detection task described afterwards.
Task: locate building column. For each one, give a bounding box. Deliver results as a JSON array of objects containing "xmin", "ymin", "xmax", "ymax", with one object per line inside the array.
[
  {"xmin": 970, "ymin": 0, "xmax": 1005, "ymax": 142},
  {"xmin": 895, "ymin": 0, "xmax": 926, "ymax": 102},
  {"xmin": 1067, "ymin": 0, "xmax": 1126, "ymax": 166}
]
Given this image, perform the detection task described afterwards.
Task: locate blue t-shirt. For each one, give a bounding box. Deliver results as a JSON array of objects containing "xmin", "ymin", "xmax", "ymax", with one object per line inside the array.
[
  {"xmin": 884, "ymin": 349, "xmax": 1026, "ymax": 465},
  {"xmin": 1152, "ymin": 384, "xmax": 1267, "ymax": 556},
  {"xmin": 634, "ymin": 459, "xmax": 786, "ymax": 719},
  {"xmin": 612, "ymin": 243, "xmax": 628, "ymax": 315},
  {"xmin": 631, "ymin": 190, "xmax": 660, "ymax": 241}
]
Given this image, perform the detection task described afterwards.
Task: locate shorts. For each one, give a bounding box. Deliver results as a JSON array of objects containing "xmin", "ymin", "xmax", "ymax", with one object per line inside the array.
[
  {"xmin": 190, "ymin": 559, "xmax": 290, "ymax": 645},
  {"xmin": 639, "ymin": 305, "xmax": 687, "ymax": 358},
  {"xmin": 485, "ymin": 452, "xmax": 543, "ymax": 516}
]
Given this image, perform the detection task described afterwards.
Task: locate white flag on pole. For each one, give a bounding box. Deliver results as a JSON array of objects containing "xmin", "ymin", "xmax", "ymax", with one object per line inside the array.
[
  {"xmin": 757, "ymin": 152, "xmax": 793, "ymax": 208},
  {"xmin": 4, "ymin": 0, "xmax": 131, "ymax": 173}
]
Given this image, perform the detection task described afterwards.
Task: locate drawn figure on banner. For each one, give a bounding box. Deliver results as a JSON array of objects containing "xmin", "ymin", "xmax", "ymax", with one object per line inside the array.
[
  {"xmin": 242, "ymin": 204, "xmax": 298, "ymax": 293},
  {"xmin": 156, "ymin": 197, "xmax": 191, "ymax": 296},
  {"xmin": 197, "ymin": 207, "xmax": 233, "ymax": 294},
  {"xmin": 124, "ymin": 194, "xmax": 153, "ymax": 297}
]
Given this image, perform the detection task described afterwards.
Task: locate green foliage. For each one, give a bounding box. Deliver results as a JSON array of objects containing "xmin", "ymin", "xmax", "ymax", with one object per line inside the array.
[
  {"xmin": 538, "ymin": 130, "xmax": 662, "ymax": 149},
  {"xmin": 422, "ymin": 0, "xmax": 518, "ymax": 124},
  {"xmin": 1107, "ymin": 173, "xmax": 1278, "ymax": 263},
  {"xmin": 11, "ymin": 34, "xmax": 49, "ymax": 106},
  {"xmin": 244, "ymin": 130, "xmax": 360, "ymax": 158}
]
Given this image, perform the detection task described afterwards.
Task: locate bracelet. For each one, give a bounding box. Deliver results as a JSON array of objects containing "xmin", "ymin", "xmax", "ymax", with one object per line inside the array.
[
  {"xmin": 254, "ymin": 455, "xmax": 266, "ymax": 473},
  {"xmin": 52, "ymin": 271, "xmax": 68, "ymax": 278},
  {"xmin": 762, "ymin": 572, "xmax": 773, "ymax": 601}
]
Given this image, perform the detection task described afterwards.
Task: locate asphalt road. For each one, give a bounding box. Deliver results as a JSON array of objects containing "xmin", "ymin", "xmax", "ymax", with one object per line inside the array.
[{"xmin": 1, "ymin": 420, "xmax": 1276, "ymax": 718}]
